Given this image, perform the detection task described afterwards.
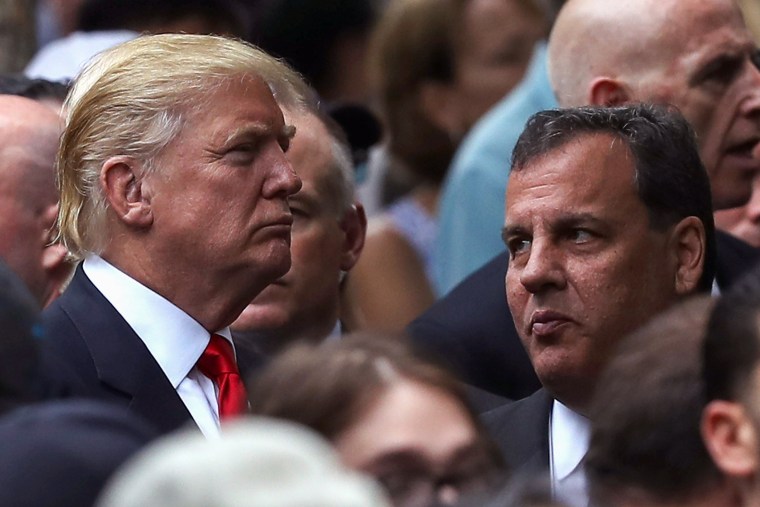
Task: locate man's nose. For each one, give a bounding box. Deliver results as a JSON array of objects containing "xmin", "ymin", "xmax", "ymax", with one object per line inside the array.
[
  {"xmin": 518, "ymin": 239, "xmax": 567, "ymax": 294},
  {"xmin": 263, "ymin": 155, "xmax": 302, "ymax": 199}
]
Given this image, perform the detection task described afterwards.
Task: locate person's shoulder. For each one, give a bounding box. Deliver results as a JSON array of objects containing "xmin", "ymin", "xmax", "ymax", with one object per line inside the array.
[{"xmin": 482, "ymin": 389, "xmax": 552, "ymax": 424}]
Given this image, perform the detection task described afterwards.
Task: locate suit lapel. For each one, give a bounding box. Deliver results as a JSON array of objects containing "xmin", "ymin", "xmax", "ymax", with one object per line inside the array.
[
  {"xmin": 59, "ymin": 266, "xmax": 195, "ymax": 434},
  {"xmin": 482, "ymin": 388, "xmax": 553, "ymax": 474}
]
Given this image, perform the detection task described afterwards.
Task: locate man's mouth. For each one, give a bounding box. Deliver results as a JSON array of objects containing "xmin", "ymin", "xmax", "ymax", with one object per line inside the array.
[
  {"xmin": 726, "ymin": 137, "xmax": 760, "ymax": 160},
  {"xmin": 529, "ymin": 310, "xmax": 574, "ymax": 338}
]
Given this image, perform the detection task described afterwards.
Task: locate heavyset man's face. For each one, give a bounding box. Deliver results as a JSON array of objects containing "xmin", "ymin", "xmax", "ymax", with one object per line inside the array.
[{"xmin": 504, "ymin": 134, "xmax": 681, "ymax": 410}]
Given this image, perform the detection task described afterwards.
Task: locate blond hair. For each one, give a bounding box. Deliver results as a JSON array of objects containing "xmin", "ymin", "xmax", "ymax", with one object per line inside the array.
[{"xmin": 58, "ymin": 34, "xmax": 309, "ymax": 259}]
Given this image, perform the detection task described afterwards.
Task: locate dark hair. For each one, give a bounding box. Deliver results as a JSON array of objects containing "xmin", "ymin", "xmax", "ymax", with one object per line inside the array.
[
  {"xmin": 512, "ymin": 104, "xmax": 716, "ymax": 291},
  {"xmin": 78, "ymin": 0, "xmax": 246, "ymax": 37},
  {"xmin": 586, "ymin": 295, "xmax": 722, "ymax": 506},
  {"xmin": 253, "ymin": 0, "xmax": 377, "ymax": 98},
  {"xmin": 0, "ymin": 74, "xmax": 69, "ymax": 102},
  {"xmin": 703, "ymin": 264, "xmax": 760, "ymax": 402}
]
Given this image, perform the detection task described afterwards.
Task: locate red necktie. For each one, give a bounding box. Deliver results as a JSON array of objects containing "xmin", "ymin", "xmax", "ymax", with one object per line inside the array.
[{"xmin": 196, "ymin": 334, "xmax": 248, "ymax": 419}]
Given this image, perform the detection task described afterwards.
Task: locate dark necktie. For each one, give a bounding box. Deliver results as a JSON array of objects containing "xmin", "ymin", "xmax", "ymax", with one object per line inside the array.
[{"xmin": 196, "ymin": 334, "xmax": 248, "ymax": 419}]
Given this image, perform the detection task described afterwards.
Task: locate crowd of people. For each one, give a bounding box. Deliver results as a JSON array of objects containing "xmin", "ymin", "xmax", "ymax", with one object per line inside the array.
[{"xmin": 3, "ymin": 0, "xmax": 760, "ymax": 506}]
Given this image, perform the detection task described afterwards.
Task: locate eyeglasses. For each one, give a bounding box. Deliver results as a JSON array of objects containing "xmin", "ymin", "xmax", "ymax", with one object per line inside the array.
[{"xmin": 373, "ymin": 450, "xmax": 502, "ymax": 507}]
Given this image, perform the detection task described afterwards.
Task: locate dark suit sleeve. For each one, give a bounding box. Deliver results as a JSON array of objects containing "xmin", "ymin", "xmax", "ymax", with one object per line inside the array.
[
  {"xmin": 407, "ymin": 252, "xmax": 540, "ymax": 399},
  {"xmin": 715, "ymin": 230, "xmax": 760, "ymax": 290}
]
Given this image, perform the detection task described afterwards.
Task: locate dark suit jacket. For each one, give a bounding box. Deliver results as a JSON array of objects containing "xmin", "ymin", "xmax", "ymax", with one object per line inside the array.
[
  {"xmin": 38, "ymin": 265, "xmax": 265, "ymax": 436},
  {"xmin": 407, "ymin": 251, "xmax": 541, "ymax": 400},
  {"xmin": 482, "ymin": 388, "xmax": 553, "ymax": 474},
  {"xmin": 408, "ymin": 231, "xmax": 760, "ymax": 400}
]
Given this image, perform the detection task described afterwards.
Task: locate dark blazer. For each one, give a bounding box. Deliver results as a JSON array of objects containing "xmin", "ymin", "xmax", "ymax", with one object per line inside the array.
[
  {"xmin": 482, "ymin": 388, "xmax": 553, "ymax": 474},
  {"xmin": 408, "ymin": 231, "xmax": 760, "ymax": 400},
  {"xmin": 38, "ymin": 265, "xmax": 264, "ymax": 436},
  {"xmin": 407, "ymin": 251, "xmax": 541, "ymax": 400}
]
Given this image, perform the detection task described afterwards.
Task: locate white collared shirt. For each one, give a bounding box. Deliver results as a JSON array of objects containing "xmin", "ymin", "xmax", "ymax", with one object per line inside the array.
[
  {"xmin": 84, "ymin": 255, "xmax": 232, "ymax": 438},
  {"xmin": 549, "ymin": 400, "xmax": 590, "ymax": 507}
]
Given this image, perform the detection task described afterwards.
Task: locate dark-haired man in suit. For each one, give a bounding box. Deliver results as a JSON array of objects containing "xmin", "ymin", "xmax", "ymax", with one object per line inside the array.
[{"xmin": 487, "ymin": 104, "xmax": 713, "ymax": 506}]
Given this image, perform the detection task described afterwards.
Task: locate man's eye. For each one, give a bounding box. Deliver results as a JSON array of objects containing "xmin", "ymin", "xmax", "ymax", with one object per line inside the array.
[
  {"xmin": 507, "ymin": 238, "xmax": 531, "ymax": 257},
  {"xmin": 570, "ymin": 229, "xmax": 593, "ymax": 243},
  {"xmin": 697, "ymin": 56, "xmax": 743, "ymax": 87}
]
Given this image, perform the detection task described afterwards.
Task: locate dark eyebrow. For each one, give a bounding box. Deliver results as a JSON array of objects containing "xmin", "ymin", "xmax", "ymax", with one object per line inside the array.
[
  {"xmin": 501, "ymin": 213, "xmax": 607, "ymax": 244},
  {"xmin": 501, "ymin": 225, "xmax": 527, "ymax": 246},
  {"xmin": 689, "ymin": 51, "xmax": 745, "ymax": 86},
  {"xmin": 551, "ymin": 212, "xmax": 606, "ymax": 231},
  {"xmin": 363, "ymin": 449, "xmax": 430, "ymax": 471}
]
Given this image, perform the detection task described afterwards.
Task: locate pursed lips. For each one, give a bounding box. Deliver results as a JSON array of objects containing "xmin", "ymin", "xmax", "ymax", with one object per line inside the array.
[{"xmin": 528, "ymin": 309, "xmax": 575, "ymax": 338}]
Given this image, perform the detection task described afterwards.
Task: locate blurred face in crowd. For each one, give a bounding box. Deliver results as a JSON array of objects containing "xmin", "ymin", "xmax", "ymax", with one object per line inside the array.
[
  {"xmin": 334, "ymin": 378, "xmax": 496, "ymax": 507},
  {"xmin": 0, "ymin": 96, "xmax": 67, "ymax": 306},
  {"xmin": 233, "ymin": 110, "xmax": 364, "ymax": 345},
  {"xmin": 448, "ymin": 0, "xmax": 546, "ymax": 134},
  {"xmin": 504, "ymin": 134, "xmax": 691, "ymax": 413},
  {"xmin": 636, "ymin": 0, "xmax": 760, "ymax": 209}
]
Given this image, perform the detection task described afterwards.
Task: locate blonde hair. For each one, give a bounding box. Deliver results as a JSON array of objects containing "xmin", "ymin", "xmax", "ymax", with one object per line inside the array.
[{"xmin": 57, "ymin": 33, "xmax": 309, "ymax": 259}]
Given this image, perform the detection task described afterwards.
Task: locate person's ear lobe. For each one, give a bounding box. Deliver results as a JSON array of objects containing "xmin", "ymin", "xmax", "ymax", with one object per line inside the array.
[
  {"xmin": 702, "ymin": 400, "xmax": 760, "ymax": 478},
  {"xmin": 671, "ymin": 216, "xmax": 706, "ymax": 294},
  {"xmin": 339, "ymin": 203, "xmax": 367, "ymax": 271},
  {"xmin": 100, "ymin": 156, "xmax": 153, "ymax": 228},
  {"xmin": 588, "ymin": 77, "xmax": 632, "ymax": 106}
]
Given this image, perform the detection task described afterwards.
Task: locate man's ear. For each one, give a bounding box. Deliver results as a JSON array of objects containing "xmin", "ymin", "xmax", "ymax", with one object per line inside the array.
[
  {"xmin": 100, "ymin": 156, "xmax": 153, "ymax": 228},
  {"xmin": 339, "ymin": 202, "xmax": 367, "ymax": 271},
  {"xmin": 670, "ymin": 216, "xmax": 706, "ymax": 295},
  {"xmin": 702, "ymin": 400, "xmax": 760, "ymax": 478},
  {"xmin": 588, "ymin": 77, "xmax": 632, "ymax": 106}
]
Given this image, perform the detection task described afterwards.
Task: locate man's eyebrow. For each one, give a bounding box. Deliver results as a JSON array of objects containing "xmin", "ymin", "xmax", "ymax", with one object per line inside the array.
[
  {"xmin": 552, "ymin": 213, "xmax": 605, "ymax": 230},
  {"xmin": 222, "ymin": 122, "xmax": 274, "ymax": 144},
  {"xmin": 501, "ymin": 225, "xmax": 527, "ymax": 245},
  {"xmin": 689, "ymin": 50, "xmax": 745, "ymax": 86}
]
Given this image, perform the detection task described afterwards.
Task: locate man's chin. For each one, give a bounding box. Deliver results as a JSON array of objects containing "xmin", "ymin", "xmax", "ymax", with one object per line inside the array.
[{"xmin": 231, "ymin": 302, "xmax": 289, "ymax": 332}]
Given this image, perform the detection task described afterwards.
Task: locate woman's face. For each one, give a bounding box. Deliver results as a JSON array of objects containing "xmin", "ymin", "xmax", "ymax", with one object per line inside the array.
[{"xmin": 333, "ymin": 379, "xmax": 497, "ymax": 507}]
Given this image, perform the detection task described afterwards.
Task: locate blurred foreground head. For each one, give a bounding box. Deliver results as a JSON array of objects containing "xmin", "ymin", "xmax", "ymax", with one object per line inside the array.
[
  {"xmin": 250, "ymin": 335, "xmax": 504, "ymax": 506},
  {"xmin": 96, "ymin": 418, "xmax": 390, "ymax": 507}
]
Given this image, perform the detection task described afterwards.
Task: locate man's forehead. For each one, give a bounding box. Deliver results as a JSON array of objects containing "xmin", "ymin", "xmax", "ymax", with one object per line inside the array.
[
  {"xmin": 658, "ymin": 0, "xmax": 750, "ymax": 57},
  {"xmin": 506, "ymin": 134, "xmax": 637, "ymax": 216}
]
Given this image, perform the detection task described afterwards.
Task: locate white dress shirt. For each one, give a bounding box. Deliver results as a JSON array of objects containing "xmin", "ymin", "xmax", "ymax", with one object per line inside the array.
[
  {"xmin": 84, "ymin": 255, "xmax": 233, "ymax": 438},
  {"xmin": 549, "ymin": 400, "xmax": 590, "ymax": 507}
]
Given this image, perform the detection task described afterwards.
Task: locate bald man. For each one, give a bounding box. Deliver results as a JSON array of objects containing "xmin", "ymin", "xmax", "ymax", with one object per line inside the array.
[
  {"xmin": 0, "ymin": 96, "xmax": 68, "ymax": 307},
  {"xmin": 549, "ymin": 0, "xmax": 760, "ymax": 210}
]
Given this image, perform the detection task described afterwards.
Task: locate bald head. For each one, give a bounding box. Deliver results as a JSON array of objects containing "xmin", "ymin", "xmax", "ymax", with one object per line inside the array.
[
  {"xmin": 0, "ymin": 96, "xmax": 65, "ymax": 305},
  {"xmin": 549, "ymin": 0, "xmax": 685, "ymax": 106},
  {"xmin": 548, "ymin": 0, "xmax": 760, "ymax": 210},
  {"xmin": 0, "ymin": 96, "xmax": 60, "ymax": 164}
]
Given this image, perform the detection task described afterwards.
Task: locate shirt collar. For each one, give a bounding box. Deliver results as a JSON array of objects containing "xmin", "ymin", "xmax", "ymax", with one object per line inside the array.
[
  {"xmin": 83, "ymin": 255, "xmax": 233, "ymax": 388},
  {"xmin": 550, "ymin": 399, "xmax": 591, "ymax": 481}
]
